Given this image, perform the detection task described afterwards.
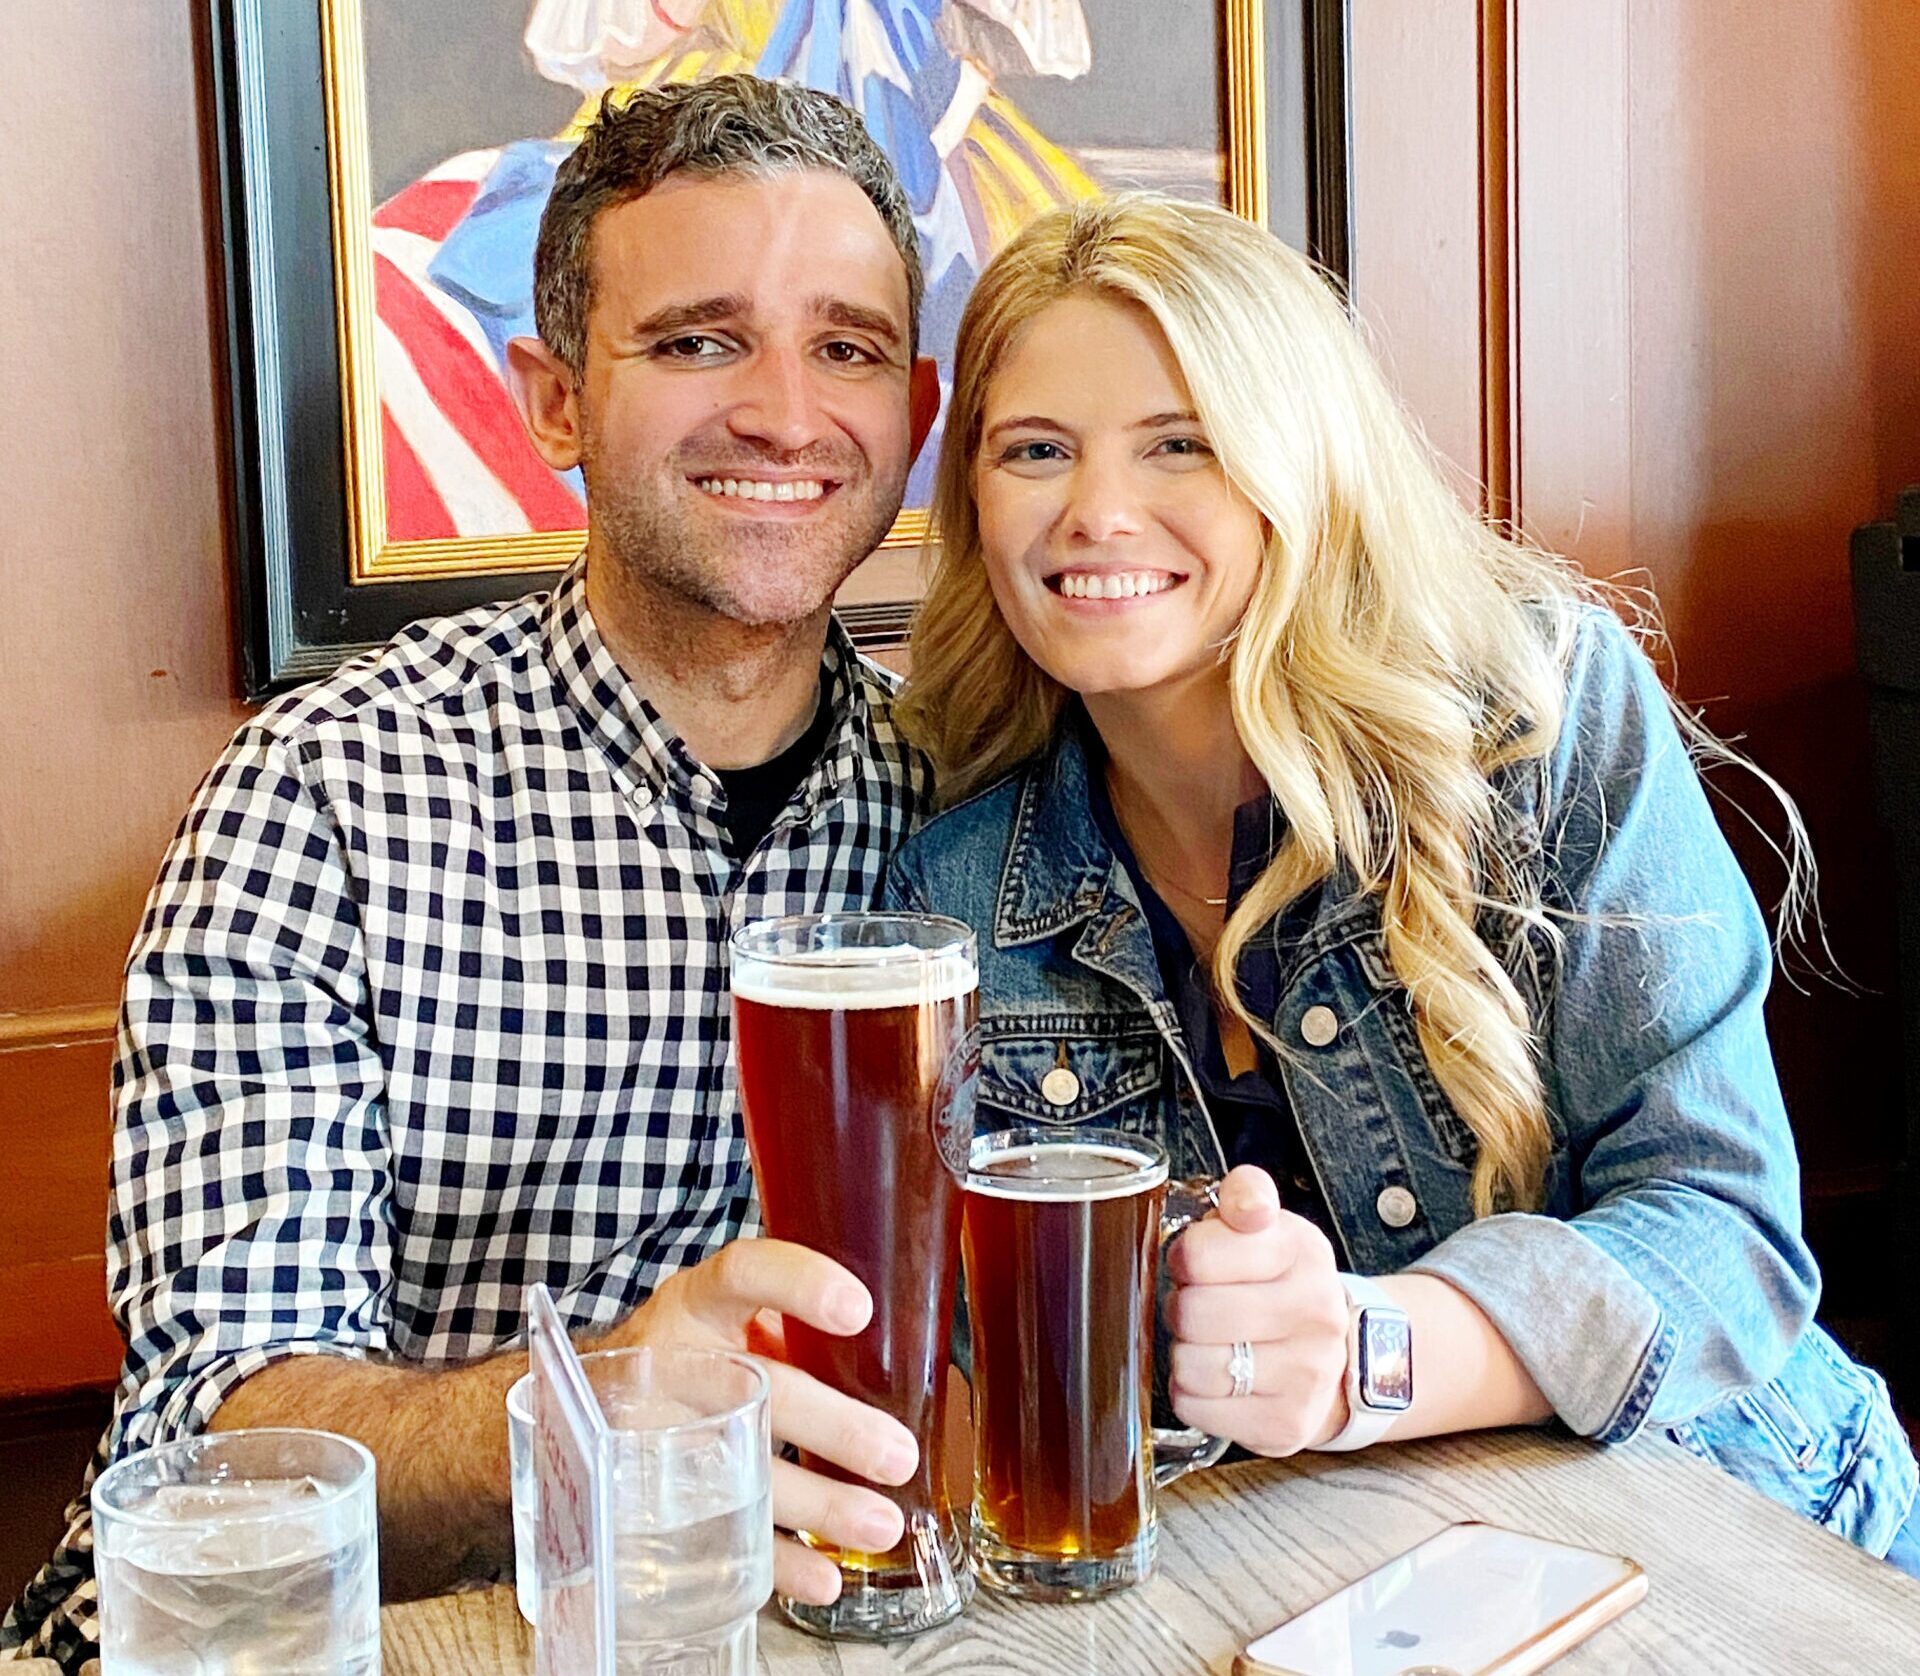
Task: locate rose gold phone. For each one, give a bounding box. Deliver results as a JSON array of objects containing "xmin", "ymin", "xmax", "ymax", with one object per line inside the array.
[{"xmin": 1234, "ymin": 1521, "xmax": 1647, "ymax": 1676}]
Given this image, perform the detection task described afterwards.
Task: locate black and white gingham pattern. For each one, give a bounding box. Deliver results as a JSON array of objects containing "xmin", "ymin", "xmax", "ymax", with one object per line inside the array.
[{"xmin": 2, "ymin": 559, "xmax": 928, "ymax": 1668}]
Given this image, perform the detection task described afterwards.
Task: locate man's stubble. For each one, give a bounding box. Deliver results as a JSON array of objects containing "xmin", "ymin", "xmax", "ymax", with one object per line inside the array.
[{"xmin": 579, "ymin": 420, "xmax": 906, "ymax": 632}]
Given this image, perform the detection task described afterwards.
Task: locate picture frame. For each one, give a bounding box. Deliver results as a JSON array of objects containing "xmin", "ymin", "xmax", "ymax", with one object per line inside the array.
[{"xmin": 207, "ymin": 0, "xmax": 1351, "ymax": 697}]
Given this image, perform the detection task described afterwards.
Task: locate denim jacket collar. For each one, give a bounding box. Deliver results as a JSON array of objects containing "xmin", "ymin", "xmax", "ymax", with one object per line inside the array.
[
  {"xmin": 995, "ymin": 725, "xmax": 1384, "ymax": 990},
  {"xmin": 994, "ymin": 726, "xmax": 1117, "ymax": 947}
]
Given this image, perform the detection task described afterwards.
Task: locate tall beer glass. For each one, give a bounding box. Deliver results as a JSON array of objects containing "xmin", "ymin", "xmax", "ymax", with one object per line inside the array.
[
  {"xmin": 962, "ymin": 1127, "xmax": 1226, "ymax": 1602},
  {"xmin": 730, "ymin": 912, "xmax": 978, "ymax": 1640}
]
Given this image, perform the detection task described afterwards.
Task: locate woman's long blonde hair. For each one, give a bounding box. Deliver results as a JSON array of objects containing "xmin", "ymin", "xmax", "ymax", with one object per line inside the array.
[{"xmin": 900, "ymin": 194, "xmax": 1653, "ymax": 1216}]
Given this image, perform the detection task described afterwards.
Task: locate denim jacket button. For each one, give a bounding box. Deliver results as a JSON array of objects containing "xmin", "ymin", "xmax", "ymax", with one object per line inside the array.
[
  {"xmin": 1376, "ymin": 1185, "xmax": 1418, "ymax": 1228},
  {"xmin": 1040, "ymin": 1067, "xmax": 1081, "ymax": 1107},
  {"xmin": 1300, "ymin": 1005, "xmax": 1339, "ymax": 1047}
]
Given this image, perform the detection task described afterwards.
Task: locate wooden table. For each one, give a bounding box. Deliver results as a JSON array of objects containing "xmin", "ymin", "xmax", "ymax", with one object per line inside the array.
[{"xmin": 381, "ymin": 1429, "xmax": 1920, "ymax": 1674}]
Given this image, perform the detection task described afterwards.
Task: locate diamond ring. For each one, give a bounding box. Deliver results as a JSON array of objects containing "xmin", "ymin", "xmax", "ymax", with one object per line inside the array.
[{"xmin": 1227, "ymin": 1339, "xmax": 1257, "ymax": 1399}]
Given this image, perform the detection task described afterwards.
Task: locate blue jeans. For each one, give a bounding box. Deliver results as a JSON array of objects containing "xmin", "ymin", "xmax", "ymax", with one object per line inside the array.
[{"xmin": 1885, "ymin": 1502, "xmax": 1920, "ymax": 1581}]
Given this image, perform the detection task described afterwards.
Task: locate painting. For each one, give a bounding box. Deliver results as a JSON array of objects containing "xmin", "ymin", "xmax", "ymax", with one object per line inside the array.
[{"xmin": 208, "ymin": 0, "xmax": 1350, "ymax": 695}]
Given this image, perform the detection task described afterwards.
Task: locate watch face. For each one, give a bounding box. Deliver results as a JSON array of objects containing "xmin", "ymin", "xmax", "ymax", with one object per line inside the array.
[{"xmin": 1357, "ymin": 1308, "xmax": 1414, "ymax": 1411}]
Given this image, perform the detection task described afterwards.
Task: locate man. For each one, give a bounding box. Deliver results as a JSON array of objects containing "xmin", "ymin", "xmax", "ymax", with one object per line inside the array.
[{"xmin": 3, "ymin": 76, "xmax": 942, "ymax": 1669}]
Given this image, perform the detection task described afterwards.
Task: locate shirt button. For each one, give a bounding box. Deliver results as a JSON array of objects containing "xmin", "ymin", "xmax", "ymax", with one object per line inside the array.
[
  {"xmin": 1040, "ymin": 1067, "xmax": 1081, "ymax": 1107},
  {"xmin": 1300, "ymin": 1005, "xmax": 1339, "ymax": 1047},
  {"xmin": 1376, "ymin": 1185, "xmax": 1418, "ymax": 1228}
]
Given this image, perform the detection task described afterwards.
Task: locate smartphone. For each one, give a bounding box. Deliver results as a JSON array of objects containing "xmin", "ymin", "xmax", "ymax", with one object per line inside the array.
[{"xmin": 1234, "ymin": 1521, "xmax": 1647, "ymax": 1676}]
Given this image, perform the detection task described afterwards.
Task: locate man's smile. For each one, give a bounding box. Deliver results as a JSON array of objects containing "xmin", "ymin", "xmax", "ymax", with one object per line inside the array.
[{"xmin": 693, "ymin": 474, "xmax": 836, "ymax": 503}]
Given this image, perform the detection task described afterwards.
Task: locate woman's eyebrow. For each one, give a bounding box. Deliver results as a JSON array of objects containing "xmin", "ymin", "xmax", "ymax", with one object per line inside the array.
[
  {"xmin": 983, "ymin": 409, "xmax": 1201, "ymax": 442},
  {"xmin": 983, "ymin": 414, "xmax": 1070, "ymax": 441}
]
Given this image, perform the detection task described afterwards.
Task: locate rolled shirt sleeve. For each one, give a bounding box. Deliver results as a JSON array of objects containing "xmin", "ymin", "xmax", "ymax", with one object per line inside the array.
[
  {"xmin": 106, "ymin": 724, "xmax": 395, "ymax": 1459},
  {"xmin": 1409, "ymin": 611, "xmax": 1818, "ymax": 1442}
]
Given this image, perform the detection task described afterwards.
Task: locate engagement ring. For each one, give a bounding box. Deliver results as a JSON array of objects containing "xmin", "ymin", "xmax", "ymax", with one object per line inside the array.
[{"xmin": 1227, "ymin": 1339, "xmax": 1257, "ymax": 1399}]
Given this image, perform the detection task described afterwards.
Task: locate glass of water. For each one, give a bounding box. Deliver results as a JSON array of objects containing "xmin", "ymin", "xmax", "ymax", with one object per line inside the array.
[
  {"xmin": 517, "ymin": 1346, "xmax": 772, "ymax": 1674},
  {"xmin": 92, "ymin": 1427, "xmax": 379, "ymax": 1676},
  {"xmin": 506, "ymin": 1371, "xmax": 539, "ymax": 1625}
]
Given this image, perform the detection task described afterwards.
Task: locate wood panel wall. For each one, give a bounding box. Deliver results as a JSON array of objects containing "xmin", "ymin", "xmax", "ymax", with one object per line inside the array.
[
  {"xmin": 1353, "ymin": 3, "xmax": 1920, "ymax": 1351},
  {"xmin": 1510, "ymin": 0, "xmax": 1920, "ymax": 1226},
  {"xmin": 0, "ymin": 2, "xmax": 247, "ymax": 1396},
  {"xmin": 1346, "ymin": 4, "xmax": 1486, "ymax": 500}
]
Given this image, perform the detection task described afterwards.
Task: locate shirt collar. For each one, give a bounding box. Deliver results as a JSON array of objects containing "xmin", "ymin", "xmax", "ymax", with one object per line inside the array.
[{"xmin": 539, "ymin": 555, "xmax": 868, "ymax": 808}]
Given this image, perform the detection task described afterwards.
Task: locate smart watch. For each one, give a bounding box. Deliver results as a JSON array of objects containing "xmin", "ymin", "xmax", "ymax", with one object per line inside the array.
[{"xmin": 1315, "ymin": 1271, "xmax": 1413, "ymax": 1452}]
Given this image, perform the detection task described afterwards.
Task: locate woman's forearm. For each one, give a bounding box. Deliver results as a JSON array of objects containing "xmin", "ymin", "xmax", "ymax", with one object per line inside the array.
[{"xmin": 1371, "ymin": 1272, "xmax": 1554, "ymax": 1441}]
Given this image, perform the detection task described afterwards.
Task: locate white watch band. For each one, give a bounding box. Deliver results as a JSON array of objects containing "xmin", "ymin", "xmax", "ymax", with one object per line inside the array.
[{"xmin": 1315, "ymin": 1272, "xmax": 1406, "ymax": 1454}]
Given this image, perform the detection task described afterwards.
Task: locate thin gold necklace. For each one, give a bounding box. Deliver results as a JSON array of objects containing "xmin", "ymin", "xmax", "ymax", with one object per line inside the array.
[
  {"xmin": 1108, "ymin": 768, "xmax": 1246, "ymax": 910},
  {"xmin": 1153, "ymin": 872, "xmax": 1230, "ymax": 909}
]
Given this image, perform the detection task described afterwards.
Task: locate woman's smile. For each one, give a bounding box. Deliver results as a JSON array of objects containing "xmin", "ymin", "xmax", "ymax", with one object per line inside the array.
[{"xmin": 1044, "ymin": 566, "xmax": 1187, "ymax": 603}]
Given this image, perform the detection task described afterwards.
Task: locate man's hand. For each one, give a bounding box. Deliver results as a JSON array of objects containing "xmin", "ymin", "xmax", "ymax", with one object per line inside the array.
[
  {"xmin": 1164, "ymin": 1165, "xmax": 1351, "ymax": 1455},
  {"xmin": 608, "ymin": 1239, "xmax": 917, "ymax": 1604}
]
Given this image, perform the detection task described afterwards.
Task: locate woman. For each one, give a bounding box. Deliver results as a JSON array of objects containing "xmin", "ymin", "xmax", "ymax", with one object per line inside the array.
[{"xmin": 887, "ymin": 194, "xmax": 1919, "ymax": 1567}]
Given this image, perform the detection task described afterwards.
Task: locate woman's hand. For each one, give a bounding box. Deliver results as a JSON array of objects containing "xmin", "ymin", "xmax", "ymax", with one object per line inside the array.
[{"xmin": 1165, "ymin": 1164, "xmax": 1352, "ymax": 1455}]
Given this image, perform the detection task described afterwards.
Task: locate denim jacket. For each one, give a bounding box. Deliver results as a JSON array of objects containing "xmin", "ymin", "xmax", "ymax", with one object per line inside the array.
[{"xmin": 887, "ymin": 609, "xmax": 1917, "ymax": 1555}]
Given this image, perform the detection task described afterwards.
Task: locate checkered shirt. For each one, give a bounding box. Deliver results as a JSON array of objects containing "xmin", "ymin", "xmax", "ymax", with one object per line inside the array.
[{"xmin": 1, "ymin": 558, "xmax": 929, "ymax": 1669}]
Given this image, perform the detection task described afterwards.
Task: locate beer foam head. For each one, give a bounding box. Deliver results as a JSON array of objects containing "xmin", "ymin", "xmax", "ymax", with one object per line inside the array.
[
  {"xmin": 965, "ymin": 1138, "xmax": 1167, "ymax": 1200},
  {"xmin": 731, "ymin": 947, "xmax": 977, "ymax": 1010}
]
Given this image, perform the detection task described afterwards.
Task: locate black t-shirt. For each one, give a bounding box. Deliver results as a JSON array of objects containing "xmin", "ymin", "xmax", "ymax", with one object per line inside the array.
[{"xmin": 713, "ymin": 677, "xmax": 834, "ymax": 860}]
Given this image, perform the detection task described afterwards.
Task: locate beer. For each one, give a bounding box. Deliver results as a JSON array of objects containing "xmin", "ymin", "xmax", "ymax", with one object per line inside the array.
[
  {"xmin": 962, "ymin": 1137, "xmax": 1165, "ymax": 1587},
  {"xmin": 731, "ymin": 913, "xmax": 978, "ymax": 1640},
  {"xmin": 732, "ymin": 987, "xmax": 970, "ymax": 1555}
]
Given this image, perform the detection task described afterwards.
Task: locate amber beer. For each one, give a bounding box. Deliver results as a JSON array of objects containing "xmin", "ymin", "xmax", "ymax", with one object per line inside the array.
[
  {"xmin": 730, "ymin": 912, "xmax": 978, "ymax": 1641},
  {"xmin": 962, "ymin": 1129, "xmax": 1224, "ymax": 1601}
]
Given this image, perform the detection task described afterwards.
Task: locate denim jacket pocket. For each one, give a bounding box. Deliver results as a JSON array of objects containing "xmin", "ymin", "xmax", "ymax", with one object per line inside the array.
[
  {"xmin": 1346, "ymin": 934, "xmax": 1481, "ymax": 1167},
  {"xmin": 1663, "ymin": 1325, "xmax": 1918, "ymax": 1555},
  {"xmin": 1740, "ymin": 1377, "xmax": 1819, "ymax": 1470},
  {"xmin": 977, "ymin": 1015, "xmax": 1163, "ymax": 1127}
]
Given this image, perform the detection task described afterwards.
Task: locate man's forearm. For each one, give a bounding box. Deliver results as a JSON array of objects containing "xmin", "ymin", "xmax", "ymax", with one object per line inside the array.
[
  {"xmin": 202, "ymin": 1240, "xmax": 930, "ymax": 1613},
  {"xmin": 210, "ymin": 1350, "xmax": 523, "ymax": 1599}
]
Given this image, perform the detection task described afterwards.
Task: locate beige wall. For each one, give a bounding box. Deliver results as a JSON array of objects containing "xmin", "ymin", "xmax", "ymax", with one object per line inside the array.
[
  {"xmin": 1, "ymin": 2, "xmax": 247, "ymax": 1016},
  {"xmin": 0, "ymin": 2, "xmax": 247, "ymax": 1393}
]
